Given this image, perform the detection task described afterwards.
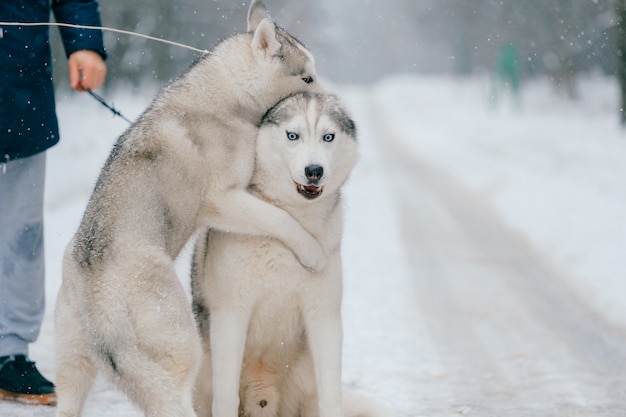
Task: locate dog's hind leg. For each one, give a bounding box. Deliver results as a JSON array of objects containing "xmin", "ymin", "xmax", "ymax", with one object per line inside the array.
[
  {"xmin": 101, "ymin": 341, "xmax": 198, "ymax": 417},
  {"xmin": 94, "ymin": 248, "xmax": 201, "ymax": 417},
  {"xmin": 55, "ymin": 285, "xmax": 97, "ymax": 417}
]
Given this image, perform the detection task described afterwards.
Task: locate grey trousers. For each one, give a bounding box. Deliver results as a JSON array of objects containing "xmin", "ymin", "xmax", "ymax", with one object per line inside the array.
[{"xmin": 0, "ymin": 152, "xmax": 46, "ymax": 357}]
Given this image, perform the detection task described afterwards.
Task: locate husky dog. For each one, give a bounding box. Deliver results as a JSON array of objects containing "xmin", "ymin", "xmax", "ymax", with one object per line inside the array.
[
  {"xmin": 54, "ymin": 2, "xmax": 324, "ymax": 417},
  {"xmin": 191, "ymin": 92, "xmax": 360, "ymax": 417}
]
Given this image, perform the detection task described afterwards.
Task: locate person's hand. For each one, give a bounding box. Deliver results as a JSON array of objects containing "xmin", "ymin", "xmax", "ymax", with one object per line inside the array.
[{"xmin": 68, "ymin": 50, "xmax": 107, "ymax": 92}]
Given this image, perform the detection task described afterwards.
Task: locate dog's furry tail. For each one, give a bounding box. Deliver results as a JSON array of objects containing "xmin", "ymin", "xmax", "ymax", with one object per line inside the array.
[{"xmin": 343, "ymin": 392, "xmax": 392, "ymax": 417}]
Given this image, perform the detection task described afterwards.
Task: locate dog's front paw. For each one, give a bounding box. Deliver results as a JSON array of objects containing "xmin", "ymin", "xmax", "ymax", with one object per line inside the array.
[{"xmin": 297, "ymin": 240, "xmax": 327, "ymax": 272}]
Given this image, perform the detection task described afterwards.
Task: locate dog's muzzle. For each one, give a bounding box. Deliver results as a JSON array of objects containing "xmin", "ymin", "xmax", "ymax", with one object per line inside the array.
[
  {"xmin": 296, "ymin": 164, "xmax": 324, "ymax": 199},
  {"xmin": 296, "ymin": 182, "xmax": 323, "ymax": 199}
]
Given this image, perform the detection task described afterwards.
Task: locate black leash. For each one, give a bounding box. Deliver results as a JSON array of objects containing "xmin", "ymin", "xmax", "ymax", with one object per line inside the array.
[{"xmin": 87, "ymin": 90, "xmax": 133, "ymax": 124}]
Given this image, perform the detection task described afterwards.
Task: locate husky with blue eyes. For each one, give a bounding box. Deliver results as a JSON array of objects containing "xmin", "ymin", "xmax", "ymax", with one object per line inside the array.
[{"xmin": 191, "ymin": 92, "xmax": 381, "ymax": 417}]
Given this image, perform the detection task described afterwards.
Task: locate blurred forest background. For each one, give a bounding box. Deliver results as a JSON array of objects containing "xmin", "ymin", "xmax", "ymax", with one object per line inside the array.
[{"xmin": 51, "ymin": 0, "xmax": 617, "ymax": 96}]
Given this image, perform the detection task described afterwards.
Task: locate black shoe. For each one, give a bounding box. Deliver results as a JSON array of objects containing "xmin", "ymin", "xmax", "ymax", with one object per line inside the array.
[{"xmin": 0, "ymin": 355, "xmax": 57, "ymax": 406}]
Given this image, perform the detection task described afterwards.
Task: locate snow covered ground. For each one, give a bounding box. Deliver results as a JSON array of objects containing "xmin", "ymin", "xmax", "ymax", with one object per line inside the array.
[
  {"xmin": 364, "ymin": 74, "xmax": 626, "ymax": 330},
  {"xmin": 3, "ymin": 74, "xmax": 625, "ymax": 416}
]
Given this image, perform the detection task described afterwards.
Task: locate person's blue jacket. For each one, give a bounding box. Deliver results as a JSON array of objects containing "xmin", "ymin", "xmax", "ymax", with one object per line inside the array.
[{"xmin": 0, "ymin": 0, "xmax": 107, "ymax": 162}]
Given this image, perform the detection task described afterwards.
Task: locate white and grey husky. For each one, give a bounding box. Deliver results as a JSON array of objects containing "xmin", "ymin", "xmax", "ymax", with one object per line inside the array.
[
  {"xmin": 191, "ymin": 92, "xmax": 366, "ymax": 417},
  {"xmin": 54, "ymin": 2, "xmax": 324, "ymax": 416}
]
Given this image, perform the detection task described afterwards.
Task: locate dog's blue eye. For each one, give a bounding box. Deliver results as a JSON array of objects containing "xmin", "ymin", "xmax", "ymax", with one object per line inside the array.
[
  {"xmin": 302, "ymin": 76, "xmax": 313, "ymax": 84},
  {"xmin": 323, "ymin": 133, "xmax": 335, "ymax": 142},
  {"xmin": 287, "ymin": 131, "xmax": 299, "ymax": 141}
]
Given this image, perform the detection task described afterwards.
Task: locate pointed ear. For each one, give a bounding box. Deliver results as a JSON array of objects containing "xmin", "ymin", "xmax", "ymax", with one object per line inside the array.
[
  {"xmin": 252, "ymin": 18, "xmax": 281, "ymax": 57},
  {"xmin": 247, "ymin": 0, "xmax": 270, "ymax": 32}
]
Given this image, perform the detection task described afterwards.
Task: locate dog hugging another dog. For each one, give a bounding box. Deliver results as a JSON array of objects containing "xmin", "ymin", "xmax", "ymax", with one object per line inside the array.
[{"xmin": 54, "ymin": 1, "xmax": 384, "ymax": 417}]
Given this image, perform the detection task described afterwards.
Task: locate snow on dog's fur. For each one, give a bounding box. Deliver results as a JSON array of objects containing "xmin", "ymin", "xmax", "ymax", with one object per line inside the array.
[
  {"xmin": 192, "ymin": 92, "xmax": 382, "ymax": 417},
  {"xmin": 54, "ymin": 2, "xmax": 324, "ymax": 416}
]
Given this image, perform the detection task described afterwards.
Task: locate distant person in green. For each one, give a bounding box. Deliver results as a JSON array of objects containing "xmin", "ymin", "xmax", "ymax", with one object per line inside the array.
[{"xmin": 491, "ymin": 42, "xmax": 521, "ymax": 108}]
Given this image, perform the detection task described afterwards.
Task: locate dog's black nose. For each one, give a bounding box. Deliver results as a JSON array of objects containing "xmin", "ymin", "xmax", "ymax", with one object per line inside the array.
[{"xmin": 305, "ymin": 165, "xmax": 323, "ymax": 182}]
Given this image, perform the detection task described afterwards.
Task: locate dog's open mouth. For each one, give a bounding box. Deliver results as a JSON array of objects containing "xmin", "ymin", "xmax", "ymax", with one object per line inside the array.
[{"xmin": 296, "ymin": 183, "xmax": 323, "ymax": 200}]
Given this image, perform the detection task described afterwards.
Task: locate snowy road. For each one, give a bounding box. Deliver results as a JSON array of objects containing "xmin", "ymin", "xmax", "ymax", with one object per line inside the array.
[
  {"xmin": 384, "ymin": 135, "xmax": 626, "ymax": 416},
  {"xmin": 347, "ymin": 80, "xmax": 626, "ymax": 416}
]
